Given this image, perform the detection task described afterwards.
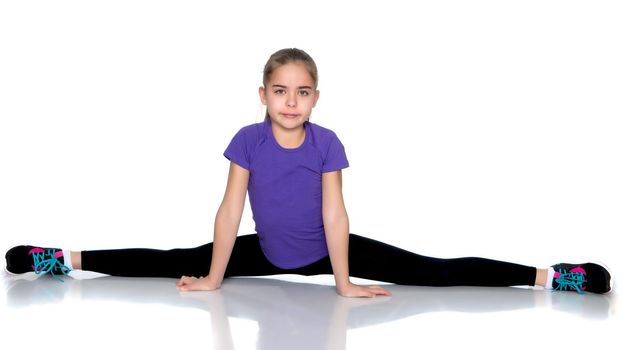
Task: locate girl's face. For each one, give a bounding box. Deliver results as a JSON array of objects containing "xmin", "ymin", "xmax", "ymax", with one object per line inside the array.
[{"xmin": 259, "ymin": 62, "xmax": 320, "ymax": 130}]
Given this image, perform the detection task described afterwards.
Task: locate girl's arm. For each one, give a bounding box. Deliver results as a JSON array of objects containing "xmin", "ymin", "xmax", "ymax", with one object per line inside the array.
[
  {"xmin": 322, "ymin": 170, "xmax": 391, "ymax": 298},
  {"xmin": 177, "ymin": 162, "xmax": 249, "ymax": 291}
]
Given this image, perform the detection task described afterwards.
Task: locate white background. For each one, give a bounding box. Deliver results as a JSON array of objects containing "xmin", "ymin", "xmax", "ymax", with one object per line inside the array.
[{"xmin": 1, "ymin": 1, "xmax": 621, "ymax": 348}]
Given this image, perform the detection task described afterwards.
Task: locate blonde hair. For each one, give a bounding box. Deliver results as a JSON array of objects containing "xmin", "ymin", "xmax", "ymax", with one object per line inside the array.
[{"xmin": 262, "ymin": 48, "xmax": 318, "ymax": 121}]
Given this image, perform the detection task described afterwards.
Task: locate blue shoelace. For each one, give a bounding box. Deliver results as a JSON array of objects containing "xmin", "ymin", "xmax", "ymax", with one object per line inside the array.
[
  {"xmin": 31, "ymin": 249, "xmax": 71, "ymax": 282},
  {"xmin": 554, "ymin": 269, "xmax": 586, "ymax": 294}
]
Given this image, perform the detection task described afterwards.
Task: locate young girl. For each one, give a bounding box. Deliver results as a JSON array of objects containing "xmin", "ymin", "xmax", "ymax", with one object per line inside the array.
[{"xmin": 4, "ymin": 48, "xmax": 612, "ymax": 298}]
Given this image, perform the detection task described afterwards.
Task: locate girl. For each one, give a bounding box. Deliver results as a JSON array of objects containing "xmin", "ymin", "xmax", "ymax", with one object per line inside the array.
[{"xmin": 4, "ymin": 48, "xmax": 612, "ymax": 298}]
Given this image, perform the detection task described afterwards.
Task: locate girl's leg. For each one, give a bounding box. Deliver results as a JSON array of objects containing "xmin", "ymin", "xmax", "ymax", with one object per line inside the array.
[
  {"xmin": 220, "ymin": 233, "xmax": 541, "ymax": 287},
  {"xmin": 347, "ymin": 234, "xmax": 537, "ymax": 287},
  {"xmin": 6, "ymin": 234, "xmax": 330, "ymax": 279},
  {"xmin": 80, "ymin": 244, "xmax": 211, "ymax": 278},
  {"xmin": 221, "ymin": 234, "xmax": 540, "ymax": 287},
  {"xmin": 79, "ymin": 234, "xmax": 298, "ymax": 279}
]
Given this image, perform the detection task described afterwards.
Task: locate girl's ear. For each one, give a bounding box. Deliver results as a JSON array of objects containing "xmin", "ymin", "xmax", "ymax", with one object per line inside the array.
[
  {"xmin": 258, "ymin": 86, "xmax": 267, "ymax": 105},
  {"xmin": 312, "ymin": 89, "xmax": 320, "ymax": 107}
]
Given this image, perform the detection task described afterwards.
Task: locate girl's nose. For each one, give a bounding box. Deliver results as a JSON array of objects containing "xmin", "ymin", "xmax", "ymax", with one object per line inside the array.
[{"xmin": 286, "ymin": 95, "xmax": 297, "ymax": 107}]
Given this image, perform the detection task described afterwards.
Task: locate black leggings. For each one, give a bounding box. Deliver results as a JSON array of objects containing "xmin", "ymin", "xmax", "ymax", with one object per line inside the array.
[{"xmin": 82, "ymin": 233, "xmax": 536, "ymax": 287}]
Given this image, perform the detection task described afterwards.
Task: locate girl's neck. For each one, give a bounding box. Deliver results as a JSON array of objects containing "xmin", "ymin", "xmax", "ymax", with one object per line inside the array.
[{"xmin": 270, "ymin": 120, "xmax": 306, "ymax": 149}]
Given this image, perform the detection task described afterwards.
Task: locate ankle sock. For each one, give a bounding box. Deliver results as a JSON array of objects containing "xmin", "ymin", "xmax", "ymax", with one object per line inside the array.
[
  {"xmin": 545, "ymin": 267, "xmax": 555, "ymax": 289},
  {"xmin": 62, "ymin": 249, "xmax": 73, "ymax": 270}
]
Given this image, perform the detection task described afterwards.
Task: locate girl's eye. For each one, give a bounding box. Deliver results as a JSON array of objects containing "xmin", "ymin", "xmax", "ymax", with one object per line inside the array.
[
  {"xmin": 274, "ymin": 89, "xmax": 285, "ymax": 95},
  {"xmin": 299, "ymin": 90, "xmax": 309, "ymax": 96}
]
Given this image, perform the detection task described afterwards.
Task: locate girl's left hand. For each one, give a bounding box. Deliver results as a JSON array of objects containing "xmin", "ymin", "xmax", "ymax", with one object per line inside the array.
[{"xmin": 337, "ymin": 282, "xmax": 392, "ymax": 298}]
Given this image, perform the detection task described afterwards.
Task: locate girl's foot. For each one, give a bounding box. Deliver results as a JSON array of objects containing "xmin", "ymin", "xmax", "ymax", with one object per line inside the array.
[
  {"xmin": 5, "ymin": 245, "xmax": 71, "ymax": 281},
  {"xmin": 551, "ymin": 263, "xmax": 611, "ymax": 294}
]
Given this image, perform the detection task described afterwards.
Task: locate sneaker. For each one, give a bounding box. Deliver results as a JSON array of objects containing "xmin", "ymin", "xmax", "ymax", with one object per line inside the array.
[
  {"xmin": 5, "ymin": 245, "xmax": 71, "ymax": 281},
  {"xmin": 551, "ymin": 263, "xmax": 611, "ymax": 294}
]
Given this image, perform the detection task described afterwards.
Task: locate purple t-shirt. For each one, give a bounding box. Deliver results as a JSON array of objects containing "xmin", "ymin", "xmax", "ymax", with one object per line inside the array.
[{"xmin": 223, "ymin": 118, "xmax": 349, "ymax": 269}]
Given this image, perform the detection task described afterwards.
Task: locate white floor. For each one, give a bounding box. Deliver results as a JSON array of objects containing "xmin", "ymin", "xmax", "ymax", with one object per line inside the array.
[{"xmin": 1, "ymin": 271, "xmax": 618, "ymax": 350}]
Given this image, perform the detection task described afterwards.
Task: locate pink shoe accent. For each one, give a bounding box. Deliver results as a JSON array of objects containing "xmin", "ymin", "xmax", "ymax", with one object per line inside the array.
[
  {"xmin": 554, "ymin": 271, "xmax": 561, "ymax": 278},
  {"xmin": 28, "ymin": 248, "xmax": 44, "ymax": 255},
  {"xmin": 54, "ymin": 251, "xmax": 63, "ymax": 259}
]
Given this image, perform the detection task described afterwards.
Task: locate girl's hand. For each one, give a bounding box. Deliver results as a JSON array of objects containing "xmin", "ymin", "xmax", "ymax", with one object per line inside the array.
[
  {"xmin": 337, "ymin": 282, "xmax": 392, "ymax": 298},
  {"xmin": 176, "ymin": 275, "xmax": 221, "ymax": 292}
]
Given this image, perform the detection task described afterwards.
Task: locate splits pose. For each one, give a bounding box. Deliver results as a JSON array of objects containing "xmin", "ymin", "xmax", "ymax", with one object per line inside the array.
[{"xmin": 5, "ymin": 48, "xmax": 611, "ymax": 297}]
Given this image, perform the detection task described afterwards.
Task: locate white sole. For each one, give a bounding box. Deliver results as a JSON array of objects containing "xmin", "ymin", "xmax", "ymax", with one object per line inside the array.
[{"xmin": 3, "ymin": 266, "xmax": 40, "ymax": 281}]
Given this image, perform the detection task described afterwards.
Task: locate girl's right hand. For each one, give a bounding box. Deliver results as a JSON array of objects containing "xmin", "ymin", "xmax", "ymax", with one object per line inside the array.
[{"xmin": 176, "ymin": 275, "xmax": 221, "ymax": 292}]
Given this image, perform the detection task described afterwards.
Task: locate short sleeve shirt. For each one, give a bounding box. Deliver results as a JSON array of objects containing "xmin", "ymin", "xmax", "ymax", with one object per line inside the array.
[{"xmin": 223, "ymin": 118, "xmax": 349, "ymax": 269}]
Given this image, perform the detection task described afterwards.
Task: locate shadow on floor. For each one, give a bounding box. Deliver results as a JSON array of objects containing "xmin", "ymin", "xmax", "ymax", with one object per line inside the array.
[{"xmin": 3, "ymin": 273, "xmax": 615, "ymax": 349}]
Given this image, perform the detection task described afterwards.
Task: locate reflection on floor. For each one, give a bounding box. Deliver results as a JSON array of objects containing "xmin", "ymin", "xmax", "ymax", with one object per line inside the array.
[{"xmin": 1, "ymin": 272, "xmax": 618, "ymax": 350}]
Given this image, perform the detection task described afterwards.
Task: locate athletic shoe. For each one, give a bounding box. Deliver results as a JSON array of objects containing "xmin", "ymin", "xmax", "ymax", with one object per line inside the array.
[
  {"xmin": 551, "ymin": 263, "xmax": 611, "ymax": 294},
  {"xmin": 5, "ymin": 245, "xmax": 71, "ymax": 281}
]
